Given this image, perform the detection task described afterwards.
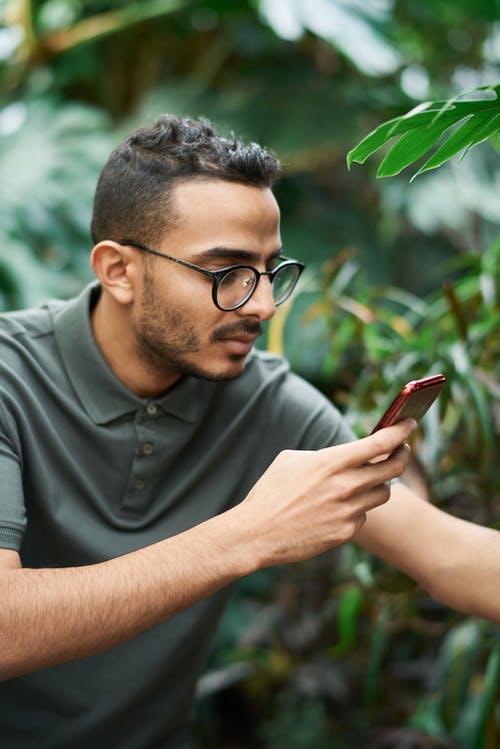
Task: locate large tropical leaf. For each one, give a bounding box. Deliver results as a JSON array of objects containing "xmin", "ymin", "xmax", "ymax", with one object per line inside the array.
[
  {"xmin": 258, "ymin": 0, "xmax": 401, "ymax": 77},
  {"xmin": 347, "ymin": 84, "xmax": 500, "ymax": 179},
  {"xmin": 0, "ymin": 98, "xmax": 113, "ymax": 307}
]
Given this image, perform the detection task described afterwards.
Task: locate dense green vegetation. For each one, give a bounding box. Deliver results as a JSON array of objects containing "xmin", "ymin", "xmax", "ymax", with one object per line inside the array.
[{"xmin": 1, "ymin": 1, "xmax": 499, "ymax": 746}]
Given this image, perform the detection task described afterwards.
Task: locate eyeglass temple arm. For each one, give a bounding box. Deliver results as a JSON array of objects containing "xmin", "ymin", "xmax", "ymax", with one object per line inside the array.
[{"xmin": 118, "ymin": 239, "xmax": 214, "ymax": 279}]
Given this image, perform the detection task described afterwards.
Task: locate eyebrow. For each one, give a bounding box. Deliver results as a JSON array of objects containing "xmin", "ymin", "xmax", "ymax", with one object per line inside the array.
[{"xmin": 194, "ymin": 246, "xmax": 283, "ymax": 263}]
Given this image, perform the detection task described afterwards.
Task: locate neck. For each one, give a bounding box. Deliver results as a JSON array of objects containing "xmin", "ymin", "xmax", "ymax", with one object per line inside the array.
[{"xmin": 91, "ymin": 290, "xmax": 181, "ymax": 398}]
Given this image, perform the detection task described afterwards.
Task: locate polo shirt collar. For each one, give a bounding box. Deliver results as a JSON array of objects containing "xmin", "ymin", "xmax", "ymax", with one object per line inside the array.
[{"xmin": 52, "ymin": 282, "xmax": 202, "ymax": 425}]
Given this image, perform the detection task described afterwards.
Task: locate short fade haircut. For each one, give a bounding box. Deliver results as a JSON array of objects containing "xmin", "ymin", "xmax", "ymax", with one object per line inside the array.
[{"xmin": 91, "ymin": 114, "xmax": 282, "ymax": 246}]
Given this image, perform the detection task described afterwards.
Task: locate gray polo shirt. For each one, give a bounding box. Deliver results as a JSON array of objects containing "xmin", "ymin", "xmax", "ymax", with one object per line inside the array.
[{"xmin": 0, "ymin": 283, "xmax": 354, "ymax": 748}]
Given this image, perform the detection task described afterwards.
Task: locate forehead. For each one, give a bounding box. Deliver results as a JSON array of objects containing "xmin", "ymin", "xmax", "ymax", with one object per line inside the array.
[{"xmin": 163, "ymin": 179, "xmax": 281, "ymax": 254}]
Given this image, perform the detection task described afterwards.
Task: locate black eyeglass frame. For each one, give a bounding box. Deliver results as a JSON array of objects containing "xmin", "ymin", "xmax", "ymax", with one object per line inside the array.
[{"xmin": 118, "ymin": 238, "xmax": 305, "ymax": 312}]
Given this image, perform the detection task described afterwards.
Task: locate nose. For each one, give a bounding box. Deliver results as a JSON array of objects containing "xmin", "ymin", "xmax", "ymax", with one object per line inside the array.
[{"xmin": 237, "ymin": 274, "xmax": 276, "ymax": 321}]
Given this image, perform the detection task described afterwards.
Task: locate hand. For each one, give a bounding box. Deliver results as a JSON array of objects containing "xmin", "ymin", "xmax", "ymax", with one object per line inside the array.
[{"xmin": 237, "ymin": 419, "xmax": 416, "ymax": 566}]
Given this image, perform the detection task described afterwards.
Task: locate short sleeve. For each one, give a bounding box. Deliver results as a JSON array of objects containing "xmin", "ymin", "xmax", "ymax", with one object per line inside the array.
[
  {"xmin": 0, "ymin": 399, "xmax": 26, "ymax": 551},
  {"xmin": 255, "ymin": 355, "xmax": 356, "ymax": 451},
  {"xmin": 286, "ymin": 372, "xmax": 356, "ymax": 449}
]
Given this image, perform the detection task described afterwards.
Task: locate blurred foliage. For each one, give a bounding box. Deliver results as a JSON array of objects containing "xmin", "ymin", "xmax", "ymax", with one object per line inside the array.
[
  {"xmin": 277, "ymin": 239, "xmax": 500, "ymax": 507},
  {"xmin": 1, "ymin": 0, "xmax": 499, "ymax": 747}
]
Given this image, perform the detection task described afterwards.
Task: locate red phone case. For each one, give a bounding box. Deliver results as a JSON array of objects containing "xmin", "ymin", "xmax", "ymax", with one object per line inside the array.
[{"xmin": 371, "ymin": 374, "xmax": 446, "ymax": 433}]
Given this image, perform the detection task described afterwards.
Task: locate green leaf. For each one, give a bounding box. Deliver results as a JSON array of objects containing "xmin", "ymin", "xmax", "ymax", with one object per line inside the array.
[
  {"xmin": 347, "ymin": 97, "xmax": 499, "ymax": 168},
  {"xmin": 363, "ymin": 604, "xmax": 390, "ymax": 710},
  {"xmin": 414, "ymin": 110, "xmax": 500, "ymax": 178},
  {"xmin": 437, "ymin": 619, "xmax": 482, "ymax": 731},
  {"xmin": 472, "ymin": 647, "xmax": 500, "ymax": 749},
  {"xmin": 453, "ymin": 645, "xmax": 500, "ymax": 749},
  {"xmin": 347, "ymin": 85, "xmax": 500, "ymax": 178},
  {"xmin": 328, "ymin": 585, "xmax": 363, "ymax": 657},
  {"xmin": 376, "ymin": 117, "xmax": 461, "ymax": 176},
  {"xmin": 462, "ymin": 374, "xmax": 493, "ymax": 445},
  {"xmin": 346, "ymin": 106, "xmax": 459, "ymax": 168}
]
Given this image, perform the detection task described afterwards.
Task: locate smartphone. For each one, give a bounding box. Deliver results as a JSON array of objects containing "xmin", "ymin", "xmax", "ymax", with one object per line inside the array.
[{"xmin": 371, "ymin": 374, "xmax": 447, "ymax": 433}]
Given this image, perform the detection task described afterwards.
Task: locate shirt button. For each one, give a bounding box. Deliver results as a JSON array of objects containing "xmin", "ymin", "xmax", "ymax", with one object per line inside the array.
[
  {"xmin": 146, "ymin": 403, "xmax": 158, "ymax": 416},
  {"xmin": 135, "ymin": 479, "xmax": 145, "ymax": 491},
  {"xmin": 142, "ymin": 442, "xmax": 154, "ymax": 455}
]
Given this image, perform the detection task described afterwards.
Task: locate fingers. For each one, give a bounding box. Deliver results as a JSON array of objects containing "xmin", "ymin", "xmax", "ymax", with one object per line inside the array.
[
  {"xmin": 321, "ymin": 419, "xmax": 417, "ymax": 470},
  {"xmin": 327, "ymin": 444, "xmax": 409, "ymax": 507},
  {"xmin": 354, "ymin": 482, "xmax": 392, "ymax": 512},
  {"xmin": 358, "ymin": 443, "xmax": 411, "ymax": 488},
  {"xmin": 331, "ymin": 482, "xmax": 393, "ymax": 545}
]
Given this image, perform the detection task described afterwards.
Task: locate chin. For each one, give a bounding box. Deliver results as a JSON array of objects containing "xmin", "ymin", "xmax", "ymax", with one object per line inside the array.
[
  {"xmin": 202, "ymin": 360, "xmax": 247, "ymax": 382},
  {"xmin": 176, "ymin": 354, "xmax": 248, "ymax": 382}
]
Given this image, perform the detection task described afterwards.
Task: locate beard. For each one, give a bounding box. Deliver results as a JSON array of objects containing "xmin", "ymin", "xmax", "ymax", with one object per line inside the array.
[{"xmin": 135, "ymin": 270, "xmax": 263, "ymax": 382}]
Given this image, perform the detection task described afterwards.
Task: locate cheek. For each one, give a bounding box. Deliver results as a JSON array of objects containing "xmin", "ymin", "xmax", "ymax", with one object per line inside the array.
[
  {"xmin": 152, "ymin": 267, "xmax": 214, "ymax": 310},
  {"xmin": 160, "ymin": 272, "xmax": 225, "ymax": 322},
  {"xmin": 141, "ymin": 275, "xmax": 224, "ymax": 337}
]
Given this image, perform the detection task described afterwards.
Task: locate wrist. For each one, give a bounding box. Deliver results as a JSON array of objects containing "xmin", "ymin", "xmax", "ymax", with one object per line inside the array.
[{"xmin": 208, "ymin": 504, "xmax": 266, "ymax": 579}]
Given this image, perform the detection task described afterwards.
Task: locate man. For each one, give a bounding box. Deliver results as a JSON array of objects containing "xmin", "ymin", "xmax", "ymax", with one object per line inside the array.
[{"xmin": 0, "ymin": 115, "xmax": 498, "ymax": 748}]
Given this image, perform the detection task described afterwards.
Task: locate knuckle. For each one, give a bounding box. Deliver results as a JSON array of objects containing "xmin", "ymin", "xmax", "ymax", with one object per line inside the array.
[
  {"xmin": 371, "ymin": 432, "xmax": 387, "ymax": 453},
  {"xmin": 346, "ymin": 514, "xmax": 366, "ymax": 539},
  {"xmin": 370, "ymin": 483, "xmax": 390, "ymax": 508},
  {"xmin": 333, "ymin": 481, "xmax": 351, "ymax": 502},
  {"xmin": 280, "ymin": 447, "xmax": 314, "ymax": 464},
  {"xmin": 381, "ymin": 482, "xmax": 392, "ymax": 502},
  {"xmin": 338, "ymin": 521, "xmax": 357, "ymax": 543},
  {"xmin": 393, "ymin": 447, "xmax": 410, "ymax": 475},
  {"xmin": 392, "ymin": 458, "xmax": 406, "ymax": 477},
  {"xmin": 277, "ymin": 448, "xmax": 300, "ymax": 468}
]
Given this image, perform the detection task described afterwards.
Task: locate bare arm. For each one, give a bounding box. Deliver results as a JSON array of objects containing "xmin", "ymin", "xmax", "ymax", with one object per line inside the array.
[
  {"xmin": 354, "ymin": 481, "xmax": 500, "ymax": 623},
  {"xmin": 0, "ymin": 420, "xmax": 414, "ymax": 681}
]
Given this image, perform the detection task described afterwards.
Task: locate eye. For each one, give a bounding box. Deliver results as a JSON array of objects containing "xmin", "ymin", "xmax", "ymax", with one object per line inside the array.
[{"xmin": 266, "ymin": 257, "xmax": 282, "ymax": 272}]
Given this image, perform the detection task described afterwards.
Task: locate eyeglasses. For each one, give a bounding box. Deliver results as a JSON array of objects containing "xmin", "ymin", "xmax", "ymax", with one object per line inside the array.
[{"xmin": 119, "ymin": 239, "xmax": 305, "ymax": 312}]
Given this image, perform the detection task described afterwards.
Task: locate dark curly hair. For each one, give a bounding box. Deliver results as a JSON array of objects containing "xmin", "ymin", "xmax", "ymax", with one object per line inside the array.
[{"xmin": 90, "ymin": 114, "xmax": 282, "ymax": 245}]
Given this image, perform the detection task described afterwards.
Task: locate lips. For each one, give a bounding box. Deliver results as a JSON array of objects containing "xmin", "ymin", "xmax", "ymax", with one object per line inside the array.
[
  {"xmin": 221, "ymin": 334, "xmax": 257, "ymax": 344},
  {"xmin": 212, "ymin": 322, "xmax": 262, "ymax": 356},
  {"xmin": 217, "ymin": 335, "xmax": 257, "ymax": 355}
]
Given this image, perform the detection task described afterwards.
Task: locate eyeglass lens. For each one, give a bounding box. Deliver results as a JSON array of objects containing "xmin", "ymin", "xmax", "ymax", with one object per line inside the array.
[
  {"xmin": 217, "ymin": 269, "xmax": 256, "ymax": 309},
  {"xmin": 216, "ymin": 264, "xmax": 300, "ymax": 310},
  {"xmin": 272, "ymin": 264, "xmax": 301, "ymax": 305}
]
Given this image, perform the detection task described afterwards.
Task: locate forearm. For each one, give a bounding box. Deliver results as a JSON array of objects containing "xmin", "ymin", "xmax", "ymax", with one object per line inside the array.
[
  {"xmin": 436, "ymin": 524, "xmax": 500, "ymax": 620},
  {"xmin": 0, "ymin": 509, "xmax": 255, "ymax": 681},
  {"xmin": 356, "ymin": 482, "xmax": 500, "ymax": 623},
  {"xmin": 0, "ymin": 422, "xmax": 415, "ymax": 680},
  {"xmin": 423, "ymin": 517, "xmax": 500, "ymax": 621}
]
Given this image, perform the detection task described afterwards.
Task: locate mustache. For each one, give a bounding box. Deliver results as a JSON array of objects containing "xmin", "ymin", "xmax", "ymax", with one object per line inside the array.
[{"xmin": 211, "ymin": 320, "xmax": 264, "ymax": 341}]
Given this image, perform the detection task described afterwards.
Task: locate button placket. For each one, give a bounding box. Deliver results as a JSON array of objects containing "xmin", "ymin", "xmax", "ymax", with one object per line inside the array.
[
  {"xmin": 141, "ymin": 442, "xmax": 154, "ymax": 455},
  {"xmin": 121, "ymin": 406, "xmax": 161, "ymax": 511}
]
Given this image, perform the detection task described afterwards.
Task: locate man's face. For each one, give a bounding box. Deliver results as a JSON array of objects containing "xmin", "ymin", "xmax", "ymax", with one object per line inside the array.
[{"xmin": 132, "ymin": 179, "xmax": 282, "ymax": 383}]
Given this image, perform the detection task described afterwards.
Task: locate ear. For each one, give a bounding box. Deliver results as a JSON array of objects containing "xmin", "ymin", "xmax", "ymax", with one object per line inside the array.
[{"xmin": 90, "ymin": 241, "xmax": 139, "ymax": 305}]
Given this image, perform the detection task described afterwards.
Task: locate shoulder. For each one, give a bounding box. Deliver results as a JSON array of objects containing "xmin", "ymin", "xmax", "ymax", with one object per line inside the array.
[
  {"xmin": 0, "ymin": 300, "xmax": 71, "ymax": 413},
  {"xmin": 0, "ymin": 305, "xmax": 53, "ymax": 339},
  {"xmin": 240, "ymin": 349, "xmax": 333, "ymax": 411},
  {"xmin": 222, "ymin": 349, "xmax": 355, "ymax": 449},
  {"xmin": 0, "ymin": 296, "xmax": 69, "ymax": 342},
  {"xmin": 0, "ymin": 306, "xmax": 52, "ymax": 377}
]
